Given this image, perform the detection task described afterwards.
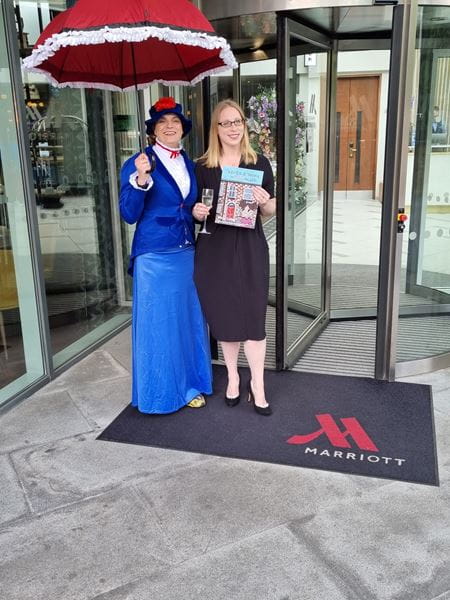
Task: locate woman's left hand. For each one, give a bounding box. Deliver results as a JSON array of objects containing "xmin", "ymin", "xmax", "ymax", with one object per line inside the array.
[
  {"xmin": 254, "ymin": 186, "xmax": 276, "ymax": 216},
  {"xmin": 253, "ymin": 186, "xmax": 270, "ymax": 207}
]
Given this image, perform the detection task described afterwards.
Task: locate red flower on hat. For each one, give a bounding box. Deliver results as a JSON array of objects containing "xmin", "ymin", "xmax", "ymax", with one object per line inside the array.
[{"xmin": 154, "ymin": 97, "xmax": 177, "ymax": 111}]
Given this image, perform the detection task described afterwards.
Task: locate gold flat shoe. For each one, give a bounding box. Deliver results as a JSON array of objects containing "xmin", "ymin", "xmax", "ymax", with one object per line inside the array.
[{"xmin": 187, "ymin": 394, "xmax": 206, "ymax": 408}]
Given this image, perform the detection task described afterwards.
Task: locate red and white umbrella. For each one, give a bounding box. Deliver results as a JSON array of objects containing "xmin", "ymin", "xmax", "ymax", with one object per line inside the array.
[{"xmin": 22, "ymin": 0, "xmax": 237, "ymax": 91}]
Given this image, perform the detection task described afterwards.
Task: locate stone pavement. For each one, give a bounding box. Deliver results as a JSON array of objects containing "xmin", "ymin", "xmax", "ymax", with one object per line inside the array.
[{"xmin": 1, "ymin": 326, "xmax": 449, "ymax": 600}]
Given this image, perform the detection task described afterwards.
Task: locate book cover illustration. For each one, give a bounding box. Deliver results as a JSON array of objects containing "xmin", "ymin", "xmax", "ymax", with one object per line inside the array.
[{"xmin": 215, "ymin": 166, "xmax": 264, "ymax": 229}]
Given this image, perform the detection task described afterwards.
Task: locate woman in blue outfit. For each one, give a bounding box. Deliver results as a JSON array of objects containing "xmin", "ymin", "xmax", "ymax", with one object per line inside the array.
[{"xmin": 119, "ymin": 97, "xmax": 212, "ymax": 414}]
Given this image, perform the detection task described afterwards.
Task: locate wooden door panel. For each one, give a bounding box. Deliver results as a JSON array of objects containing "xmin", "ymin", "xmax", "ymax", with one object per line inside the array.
[
  {"xmin": 335, "ymin": 76, "xmax": 379, "ymax": 193},
  {"xmin": 348, "ymin": 77, "xmax": 379, "ymax": 190}
]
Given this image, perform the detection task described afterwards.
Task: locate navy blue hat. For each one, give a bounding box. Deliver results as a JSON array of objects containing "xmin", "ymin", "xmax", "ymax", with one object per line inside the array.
[{"xmin": 145, "ymin": 97, "xmax": 192, "ymax": 138}]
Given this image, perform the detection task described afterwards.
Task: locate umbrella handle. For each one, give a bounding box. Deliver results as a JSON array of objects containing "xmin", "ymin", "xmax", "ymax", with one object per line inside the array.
[{"xmin": 145, "ymin": 153, "xmax": 156, "ymax": 175}]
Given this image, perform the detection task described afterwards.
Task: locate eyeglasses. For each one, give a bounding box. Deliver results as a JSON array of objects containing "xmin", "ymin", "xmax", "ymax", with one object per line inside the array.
[{"xmin": 218, "ymin": 118, "xmax": 245, "ymax": 128}]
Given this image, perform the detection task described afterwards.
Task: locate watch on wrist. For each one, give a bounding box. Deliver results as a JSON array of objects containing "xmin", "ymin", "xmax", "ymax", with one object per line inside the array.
[{"xmin": 136, "ymin": 178, "xmax": 148, "ymax": 189}]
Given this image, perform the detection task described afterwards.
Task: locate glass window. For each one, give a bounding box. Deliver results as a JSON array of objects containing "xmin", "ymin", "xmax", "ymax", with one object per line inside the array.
[
  {"xmin": 284, "ymin": 43, "xmax": 329, "ymax": 352},
  {"xmin": 0, "ymin": 2, "xmax": 44, "ymax": 405},
  {"xmin": 111, "ymin": 89, "xmax": 140, "ymax": 302},
  {"xmin": 209, "ymin": 68, "xmax": 233, "ymax": 109},
  {"xmin": 176, "ymin": 84, "xmax": 204, "ymax": 160},
  {"xmin": 333, "ymin": 50, "xmax": 390, "ymax": 313},
  {"xmin": 241, "ymin": 60, "xmax": 277, "ymax": 166},
  {"xmin": 240, "ymin": 59, "xmax": 277, "ymax": 303},
  {"xmin": 397, "ymin": 6, "xmax": 450, "ymax": 363},
  {"xmin": 17, "ymin": 0, "xmax": 131, "ymax": 368}
]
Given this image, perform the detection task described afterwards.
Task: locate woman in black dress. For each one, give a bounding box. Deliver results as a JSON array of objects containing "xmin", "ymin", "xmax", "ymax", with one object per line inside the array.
[{"xmin": 192, "ymin": 99, "xmax": 276, "ymax": 415}]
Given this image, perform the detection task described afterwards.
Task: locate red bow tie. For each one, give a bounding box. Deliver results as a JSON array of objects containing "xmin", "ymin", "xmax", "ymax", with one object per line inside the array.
[{"xmin": 156, "ymin": 141, "xmax": 181, "ymax": 159}]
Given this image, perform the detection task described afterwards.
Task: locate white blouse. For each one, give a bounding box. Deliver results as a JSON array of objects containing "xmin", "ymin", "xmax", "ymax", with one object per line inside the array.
[{"xmin": 129, "ymin": 138, "xmax": 191, "ymax": 199}]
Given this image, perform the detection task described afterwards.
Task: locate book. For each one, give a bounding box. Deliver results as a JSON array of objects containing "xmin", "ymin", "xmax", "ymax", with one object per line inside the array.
[{"xmin": 215, "ymin": 166, "xmax": 264, "ymax": 229}]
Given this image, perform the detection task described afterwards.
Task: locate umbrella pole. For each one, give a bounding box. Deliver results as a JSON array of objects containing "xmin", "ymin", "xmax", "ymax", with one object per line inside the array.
[{"xmin": 131, "ymin": 43, "xmax": 146, "ymax": 153}]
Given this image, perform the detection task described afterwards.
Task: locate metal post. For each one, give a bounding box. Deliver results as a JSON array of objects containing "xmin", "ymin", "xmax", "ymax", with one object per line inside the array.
[
  {"xmin": 275, "ymin": 14, "xmax": 287, "ymax": 370},
  {"xmin": 375, "ymin": 0, "xmax": 418, "ymax": 380},
  {"xmin": 323, "ymin": 41, "xmax": 338, "ymax": 317}
]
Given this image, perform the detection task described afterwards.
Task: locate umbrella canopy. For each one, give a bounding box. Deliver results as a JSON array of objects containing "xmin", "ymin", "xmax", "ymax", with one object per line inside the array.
[{"xmin": 22, "ymin": 0, "xmax": 237, "ymax": 91}]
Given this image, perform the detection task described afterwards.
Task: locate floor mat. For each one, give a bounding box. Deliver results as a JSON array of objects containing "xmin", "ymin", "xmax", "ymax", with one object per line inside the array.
[{"xmin": 98, "ymin": 365, "xmax": 439, "ymax": 486}]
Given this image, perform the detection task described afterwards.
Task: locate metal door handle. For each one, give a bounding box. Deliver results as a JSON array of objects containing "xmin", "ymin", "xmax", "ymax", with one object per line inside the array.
[{"xmin": 349, "ymin": 142, "xmax": 357, "ymax": 158}]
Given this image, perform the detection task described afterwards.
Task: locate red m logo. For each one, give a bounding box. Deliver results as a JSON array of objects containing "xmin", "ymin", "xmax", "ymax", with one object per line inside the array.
[{"xmin": 287, "ymin": 413, "xmax": 379, "ymax": 451}]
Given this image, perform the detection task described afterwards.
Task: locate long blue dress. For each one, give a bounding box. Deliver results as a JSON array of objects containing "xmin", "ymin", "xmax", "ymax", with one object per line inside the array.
[{"xmin": 120, "ymin": 146, "xmax": 212, "ymax": 414}]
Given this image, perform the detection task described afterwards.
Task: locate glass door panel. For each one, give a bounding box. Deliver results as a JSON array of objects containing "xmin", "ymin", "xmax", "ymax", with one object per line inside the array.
[
  {"xmin": 332, "ymin": 51, "xmax": 390, "ymax": 315},
  {"xmin": 111, "ymin": 89, "xmax": 140, "ymax": 303},
  {"xmin": 397, "ymin": 6, "xmax": 450, "ymax": 366},
  {"xmin": 241, "ymin": 59, "xmax": 278, "ymax": 317},
  {"xmin": 208, "ymin": 68, "xmax": 234, "ymax": 111},
  {"xmin": 0, "ymin": 0, "xmax": 44, "ymax": 404},
  {"xmin": 283, "ymin": 21, "xmax": 332, "ymax": 367}
]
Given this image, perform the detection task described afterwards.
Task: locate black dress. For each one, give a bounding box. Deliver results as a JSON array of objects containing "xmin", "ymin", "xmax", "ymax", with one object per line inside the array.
[{"xmin": 194, "ymin": 154, "xmax": 275, "ymax": 342}]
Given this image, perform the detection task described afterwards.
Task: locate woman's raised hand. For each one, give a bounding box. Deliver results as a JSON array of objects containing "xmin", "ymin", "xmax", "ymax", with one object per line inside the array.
[{"xmin": 134, "ymin": 153, "xmax": 152, "ymax": 179}]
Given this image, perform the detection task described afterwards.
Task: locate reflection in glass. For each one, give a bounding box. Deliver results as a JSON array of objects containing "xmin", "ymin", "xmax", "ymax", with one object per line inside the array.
[
  {"xmin": 208, "ymin": 69, "xmax": 233, "ymax": 113},
  {"xmin": 0, "ymin": 8, "xmax": 44, "ymax": 402},
  {"xmin": 0, "ymin": 228, "xmax": 26, "ymax": 390},
  {"xmin": 17, "ymin": 0, "xmax": 130, "ymax": 366},
  {"xmin": 241, "ymin": 60, "xmax": 278, "ymax": 298},
  {"xmin": 177, "ymin": 85, "xmax": 203, "ymax": 161},
  {"xmin": 242, "ymin": 60, "xmax": 277, "ymax": 166},
  {"xmin": 398, "ymin": 6, "xmax": 450, "ymax": 363},
  {"xmin": 286, "ymin": 47, "xmax": 328, "ymax": 332},
  {"xmin": 112, "ymin": 90, "xmax": 140, "ymax": 301},
  {"xmin": 331, "ymin": 51, "xmax": 390, "ymax": 312}
]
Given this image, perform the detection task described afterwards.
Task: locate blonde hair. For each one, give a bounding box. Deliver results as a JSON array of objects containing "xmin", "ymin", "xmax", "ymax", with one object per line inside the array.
[{"xmin": 199, "ymin": 99, "xmax": 257, "ymax": 168}]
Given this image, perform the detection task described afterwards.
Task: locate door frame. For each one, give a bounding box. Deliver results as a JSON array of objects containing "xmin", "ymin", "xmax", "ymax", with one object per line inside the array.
[
  {"xmin": 276, "ymin": 4, "xmax": 423, "ymax": 379},
  {"xmin": 275, "ymin": 16, "xmax": 336, "ymax": 369},
  {"xmin": 375, "ymin": 2, "xmax": 419, "ymax": 380}
]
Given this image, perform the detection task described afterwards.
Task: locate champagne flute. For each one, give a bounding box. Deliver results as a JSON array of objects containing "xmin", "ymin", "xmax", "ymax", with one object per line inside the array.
[{"xmin": 199, "ymin": 188, "xmax": 214, "ymax": 234}]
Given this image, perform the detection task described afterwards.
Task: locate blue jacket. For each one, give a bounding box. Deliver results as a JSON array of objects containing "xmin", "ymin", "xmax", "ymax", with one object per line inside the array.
[{"xmin": 119, "ymin": 146, "xmax": 197, "ymax": 275}]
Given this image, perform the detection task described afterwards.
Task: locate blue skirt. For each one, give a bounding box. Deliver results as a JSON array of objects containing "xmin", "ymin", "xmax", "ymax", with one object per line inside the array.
[{"xmin": 132, "ymin": 247, "xmax": 212, "ymax": 414}]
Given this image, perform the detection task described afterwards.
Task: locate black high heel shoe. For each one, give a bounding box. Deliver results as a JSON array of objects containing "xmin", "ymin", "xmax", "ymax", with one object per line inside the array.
[
  {"xmin": 225, "ymin": 393, "xmax": 240, "ymax": 407},
  {"xmin": 225, "ymin": 378, "xmax": 241, "ymax": 407},
  {"xmin": 247, "ymin": 380, "xmax": 272, "ymax": 416}
]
